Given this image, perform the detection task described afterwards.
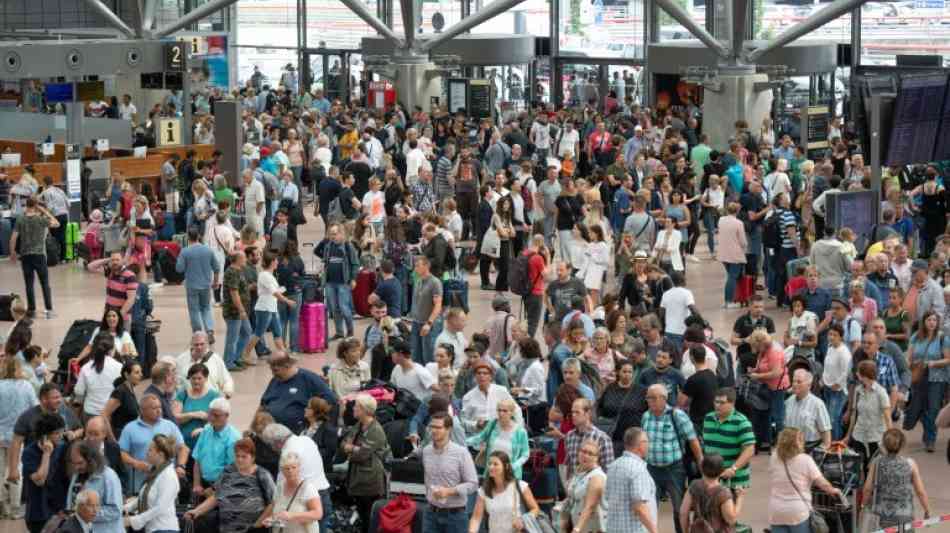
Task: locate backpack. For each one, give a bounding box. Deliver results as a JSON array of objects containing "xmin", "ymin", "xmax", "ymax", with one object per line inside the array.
[
  {"xmin": 442, "ymin": 238, "xmax": 457, "ymax": 273},
  {"xmin": 509, "ymin": 251, "xmax": 539, "ymax": 297},
  {"xmin": 326, "ymin": 196, "xmax": 345, "ymax": 225},
  {"xmin": 762, "ymin": 211, "xmax": 782, "ymax": 250},
  {"xmin": 688, "ymin": 483, "xmax": 727, "ymax": 533},
  {"xmin": 378, "ymin": 493, "xmax": 417, "ymax": 533},
  {"xmin": 521, "ymin": 178, "xmax": 535, "ymax": 212},
  {"xmin": 706, "ymin": 338, "xmax": 735, "ymax": 387}
]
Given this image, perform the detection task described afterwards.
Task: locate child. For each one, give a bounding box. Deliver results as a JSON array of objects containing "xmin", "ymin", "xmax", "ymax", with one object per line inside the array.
[
  {"xmin": 560, "ymin": 151, "xmax": 576, "ymax": 178},
  {"xmin": 443, "ymin": 198, "xmax": 463, "ymax": 242},
  {"xmin": 371, "ymin": 260, "xmax": 403, "ymax": 319},
  {"xmin": 83, "ymin": 209, "xmax": 106, "ymax": 261},
  {"xmin": 839, "ymin": 227, "xmax": 858, "ymax": 261}
]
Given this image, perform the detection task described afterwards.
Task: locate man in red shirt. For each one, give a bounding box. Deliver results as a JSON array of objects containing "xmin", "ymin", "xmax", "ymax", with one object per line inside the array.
[
  {"xmin": 587, "ymin": 121, "xmax": 613, "ymax": 168},
  {"xmin": 521, "ymin": 235, "xmax": 548, "ymax": 338}
]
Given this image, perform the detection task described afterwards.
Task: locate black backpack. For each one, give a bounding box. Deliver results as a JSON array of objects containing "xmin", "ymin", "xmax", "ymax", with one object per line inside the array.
[
  {"xmin": 762, "ymin": 212, "xmax": 782, "ymax": 250},
  {"xmin": 509, "ymin": 251, "xmax": 538, "ymax": 297},
  {"xmin": 46, "ymin": 235, "xmax": 61, "ymax": 267}
]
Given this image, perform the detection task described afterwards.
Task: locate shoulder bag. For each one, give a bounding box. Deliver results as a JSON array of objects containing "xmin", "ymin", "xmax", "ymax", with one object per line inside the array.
[
  {"xmin": 514, "ymin": 482, "xmax": 557, "ymax": 533},
  {"xmin": 669, "ymin": 408, "xmax": 701, "ymax": 480},
  {"xmin": 859, "ymin": 457, "xmax": 882, "ymax": 533},
  {"xmin": 481, "ymin": 227, "xmax": 502, "ymax": 258},
  {"xmin": 781, "ymin": 458, "xmax": 829, "ymax": 533}
]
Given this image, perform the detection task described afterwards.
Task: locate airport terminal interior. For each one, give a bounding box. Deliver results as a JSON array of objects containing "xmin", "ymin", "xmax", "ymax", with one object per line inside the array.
[{"xmin": 2, "ymin": 0, "xmax": 950, "ymax": 532}]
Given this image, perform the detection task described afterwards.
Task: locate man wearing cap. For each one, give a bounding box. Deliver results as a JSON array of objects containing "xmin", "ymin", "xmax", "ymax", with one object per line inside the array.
[
  {"xmin": 907, "ymin": 259, "xmax": 946, "ymax": 323},
  {"xmin": 460, "ymin": 360, "xmax": 521, "ymax": 435},
  {"xmin": 819, "ymin": 297, "xmax": 863, "ymax": 353},
  {"xmin": 389, "ymin": 338, "xmax": 438, "ymax": 402}
]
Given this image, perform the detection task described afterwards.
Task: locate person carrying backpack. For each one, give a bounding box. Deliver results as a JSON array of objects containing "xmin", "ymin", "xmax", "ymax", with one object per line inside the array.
[
  {"xmin": 510, "ymin": 234, "xmax": 548, "ymax": 338},
  {"xmin": 315, "ymin": 223, "xmax": 361, "ymax": 340},
  {"xmin": 680, "ymin": 454, "xmax": 738, "ymax": 533}
]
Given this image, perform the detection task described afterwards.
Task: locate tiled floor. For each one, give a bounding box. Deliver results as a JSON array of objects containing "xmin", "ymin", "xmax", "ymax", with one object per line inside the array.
[{"xmin": 1, "ymin": 216, "xmax": 947, "ymax": 533}]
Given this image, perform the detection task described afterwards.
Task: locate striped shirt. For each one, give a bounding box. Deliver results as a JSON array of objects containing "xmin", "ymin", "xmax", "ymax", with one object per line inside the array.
[
  {"xmin": 778, "ymin": 208, "xmax": 798, "ymax": 249},
  {"xmin": 605, "ymin": 451, "xmax": 657, "ymax": 533},
  {"xmin": 641, "ymin": 406, "xmax": 696, "ymax": 466},
  {"xmin": 105, "ymin": 266, "xmax": 138, "ymax": 318},
  {"xmin": 784, "ymin": 393, "xmax": 832, "ymax": 443},
  {"xmin": 702, "ymin": 409, "xmax": 755, "ymax": 488}
]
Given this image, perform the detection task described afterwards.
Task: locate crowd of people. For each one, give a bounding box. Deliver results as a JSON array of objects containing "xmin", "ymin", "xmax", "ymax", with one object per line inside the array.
[{"xmin": 2, "ymin": 78, "xmax": 950, "ymax": 533}]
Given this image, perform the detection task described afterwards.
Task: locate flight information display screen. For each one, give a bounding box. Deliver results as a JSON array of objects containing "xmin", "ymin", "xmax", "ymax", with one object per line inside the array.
[{"xmin": 886, "ymin": 74, "xmax": 946, "ymax": 166}]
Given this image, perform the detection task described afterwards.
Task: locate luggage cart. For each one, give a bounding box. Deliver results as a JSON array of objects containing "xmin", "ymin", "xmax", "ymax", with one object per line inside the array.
[
  {"xmin": 811, "ymin": 445, "xmax": 863, "ymax": 533},
  {"xmin": 101, "ymin": 224, "xmax": 126, "ymax": 255}
]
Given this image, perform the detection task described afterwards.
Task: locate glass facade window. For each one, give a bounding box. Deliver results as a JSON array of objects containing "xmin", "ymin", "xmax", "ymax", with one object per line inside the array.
[{"xmin": 558, "ymin": 0, "xmax": 645, "ymax": 58}]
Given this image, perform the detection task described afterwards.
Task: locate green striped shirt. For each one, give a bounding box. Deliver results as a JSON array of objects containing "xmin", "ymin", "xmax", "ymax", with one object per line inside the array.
[{"xmin": 702, "ymin": 410, "xmax": 755, "ymax": 488}]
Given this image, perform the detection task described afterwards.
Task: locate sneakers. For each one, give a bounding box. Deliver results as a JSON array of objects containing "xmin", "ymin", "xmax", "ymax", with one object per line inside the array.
[
  {"xmin": 45, "ymin": 310, "xmax": 57, "ymax": 319},
  {"xmin": 480, "ymin": 284, "xmax": 494, "ymax": 291},
  {"xmin": 926, "ymin": 442, "xmax": 935, "ymax": 453},
  {"xmin": 149, "ymin": 282, "xmax": 165, "ymax": 290},
  {"xmin": 687, "ymin": 254, "xmax": 701, "ymax": 263},
  {"xmin": 725, "ymin": 302, "xmax": 742, "ymax": 309}
]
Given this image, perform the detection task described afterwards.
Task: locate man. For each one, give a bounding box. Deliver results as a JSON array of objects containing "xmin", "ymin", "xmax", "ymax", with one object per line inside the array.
[
  {"xmin": 118, "ymin": 394, "xmax": 188, "ymax": 493},
  {"xmin": 86, "ymin": 252, "xmax": 138, "ymax": 329},
  {"xmin": 79, "ymin": 416, "xmax": 124, "ymax": 480},
  {"xmin": 701, "ymin": 388, "xmax": 755, "ymax": 512},
  {"xmin": 679, "ymin": 327, "xmax": 719, "ymax": 379},
  {"xmin": 545, "ymin": 261, "xmax": 589, "ymax": 322},
  {"xmin": 690, "ymin": 134, "xmax": 712, "ymax": 177},
  {"xmin": 222, "ymin": 251, "xmax": 253, "ymax": 371},
  {"xmin": 389, "ymin": 338, "xmax": 438, "ymax": 402},
  {"xmin": 908, "ymin": 259, "xmax": 946, "ymax": 322},
  {"xmin": 433, "ymin": 142, "xmax": 456, "ymax": 202},
  {"xmin": 536, "ymin": 166, "xmax": 561, "ymax": 250},
  {"xmin": 483, "ymin": 294, "xmax": 514, "ymax": 360},
  {"xmin": 435, "ymin": 308, "xmax": 468, "ymax": 370},
  {"xmin": 118, "ymin": 94, "xmax": 137, "ymax": 123},
  {"xmin": 415, "ymin": 413, "xmax": 477, "ymax": 532},
  {"xmin": 315, "ymin": 224, "xmax": 360, "ymax": 340},
  {"xmin": 641, "ymin": 384, "xmax": 702, "ymax": 533},
  {"xmin": 483, "ymin": 132, "xmax": 511, "ymax": 176},
  {"xmin": 869, "ymin": 318, "xmax": 911, "ymax": 392},
  {"xmin": 730, "ymin": 295, "xmax": 776, "ymax": 367},
  {"xmin": 622, "ymin": 125, "xmax": 646, "ymax": 169},
  {"xmin": 819, "ymin": 298, "xmax": 863, "ymax": 353},
  {"xmin": 605, "ymin": 427, "xmax": 657, "ymax": 533},
  {"xmin": 241, "ymin": 169, "xmax": 266, "ymax": 237},
  {"xmin": 260, "ymin": 354, "xmax": 337, "ymax": 434},
  {"xmin": 191, "ymin": 397, "xmax": 241, "ymax": 495},
  {"xmin": 9, "ymin": 197, "xmax": 60, "ymax": 319},
  {"xmin": 176, "ymin": 227, "xmax": 220, "ymax": 340},
  {"xmin": 63, "ymin": 489, "xmax": 99, "ymax": 533},
  {"xmin": 520, "ymin": 236, "xmax": 547, "ymax": 338},
  {"xmin": 658, "ymin": 272, "xmax": 702, "ymax": 354},
  {"xmin": 405, "ymin": 139, "xmax": 427, "ymax": 187},
  {"xmin": 588, "ymin": 121, "xmax": 613, "ymax": 167},
  {"xmin": 409, "ymin": 256, "xmax": 443, "ymax": 364},
  {"xmin": 853, "ymin": 333, "xmax": 901, "ymax": 407},
  {"xmin": 795, "ymin": 266, "xmax": 833, "ymax": 325},
  {"xmin": 454, "ymin": 343, "xmax": 509, "ymax": 396},
  {"xmin": 39, "ymin": 176, "xmax": 69, "ymax": 258},
  {"xmin": 739, "ymin": 180, "xmax": 770, "ymax": 285},
  {"xmin": 809, "ymin": 225, "xmax": 852, "ymax": 292},
  {"xmin": 421, "ymin": 223, "xmax": 451, "ymax": 278},
  {"xmin": 555, "ymin": 179, "xmax": 583, "ymax": 262},
  {"xmin": 564, "ymin": 398, "xmax": 614, "ymax": 481},
  {"xmin": 555, "ymin": 121, "xmax": 581, "ymax": 160},
  {"xmin": 623, "ymin": 196, "xmax": 656, "ymax": 252},
  {"xmin": 7, "ymin": 384, "xmax": 80, "ymax": 517},
  {"xmin": 261, "ymin": 423, "xmax": 332, "ymax": 532},
  {"xmin": 362, "ymin": 126, "xmax": 385, "ymax": 170},
  {"xmin": 679, "ymin": 346, "xmax": 719, "ymax": 430},
  {"xmin": 637, "ymin": 348, "xmax": 686, "ymax": 406},
  {"xmin": 175, "ymin": 331, "xmax": 234, "ymax": 397},
  {"xmin": 409, "ymin": 384, "xmax": 466, "ymax": 448},
  {"xmin": 783, "ymin": 369, "xmax": 831, "ymax": 451},
  {"xmin": 891, "ymin": 244, "xmax": 912, "ymax": 292},
  {"xmin": 529, "ymin": 113, "xmax": 552, "ymax": 161},
  {"xmin": 460, "ymin": 361, "xmax": 522, "ymax": 436}
]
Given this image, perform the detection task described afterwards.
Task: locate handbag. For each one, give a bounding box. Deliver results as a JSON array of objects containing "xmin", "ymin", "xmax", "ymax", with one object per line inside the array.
[
  {"xmin": 736, "ymin": 375, "xmax": 771, "ymax": 411},
  {"xmin": 910, "ymin": 338, "xmax": 937, "ymax": 384},
  {"xmin": 782, "ymin": 459, "xmax": 830, "ymax": 533},
  {"xmin": 514, "ymin": 482, "xmax": 557, "ymax": 533},
  {"xmin": 481, "ymin": 227, "xmax": 501, "ymax": 258},
  {"xmin": 669, "ymin": 408, "xmax": 701, "ymax": 480}
]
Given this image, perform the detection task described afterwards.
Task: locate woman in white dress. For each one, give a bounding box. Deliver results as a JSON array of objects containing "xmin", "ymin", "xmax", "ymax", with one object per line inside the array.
[
  {"xmin": 259, "ymin": 452, "xmax": 323, "ymax": 533},
  {"xmin": 652, "ymin": 215, "xmax": 683, "ymax": 274},
  {"xmin": 580, "ymin": 224, "xmax": 611, "ymax": 305},
  {"xmin": 468, "ymin": 451, "xmax": 541, "ymax": 533}
]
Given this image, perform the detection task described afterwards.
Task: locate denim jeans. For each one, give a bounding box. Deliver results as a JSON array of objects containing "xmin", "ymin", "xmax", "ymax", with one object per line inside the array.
[
  {"xmin": 702, "ymin": 209, "xmax": 718, "ymax": 253},
  {"xmin": 722, "ymin": 262, "xmax": 744, "ymax": 304},
  {"xmin": 647, "ymin": 462, "xmax": 686, "ymax": 533},
  {"xmin": 325, "ymin": 282, "xmax": 355, "ymax": 337},
  {"xmin": 542, "ymin": 214, "xmax": 557, "ymax": 250},
  {"xmin": 770, "ymin": 518, "xmax": 812, "ymax": 533},
  {"xmin": 224, "ymin": 318, "xmax": 252, "ymax": 367},
  {"xmin": 557, "ymin": 229, "xmax": 573, "ymax": 263},
  {"xmin": 824, "ymin": 388, "xmax": 847, "ymax": 441},
  {"xmin": 185, "ymin": 287, "xmax": 214, "ymax": 333},
  {"xmin": 278, "ymin": 291, "xmax": 302, "ymax": 351},
  {"xmin": 665, "ymin": 333, "xmax": 684, "ymax": 357},
  {"xmin": 523, "ymin": 293, "xmax": 543, "ymax": 338},
  {"xmin": 770, "ymin": 388, "xmax": 786, "ymax": 439},
  {"xmin": 319, "ymin": 488, "xmax": 332, "ymax": 533},
  {"xmin": 131, "ymin": 324, "xmax": 146, "ymax": 365},
  {"xmin": 254, "ymin": 310, "xmax": 283, "ymax": 339},
  {"xmin": 410, "ymin": 317, "xmax": 444, "ymax": 364},
  {"xmin": 923, "ymin": 381, "xmax": 947, "ymax": 446},
  {"xmin": 20, "ymin": 254, "xmax": 53, "ymax": 312},
  {"xmin": 422, "ymin": 507, "xmax": 468, "ymax": 533},
  {"xmin": 775, "ymin": 247, "xmax": 798, "ymax": 307}
]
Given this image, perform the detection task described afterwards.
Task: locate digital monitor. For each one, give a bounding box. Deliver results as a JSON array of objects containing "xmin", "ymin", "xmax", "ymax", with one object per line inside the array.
[
  {"xmin": 45, "ymin": 83, "xmax": 75, "ymax": 103},
  {"xmin": 885, "ymin": 74, "xmax": 946, "ymax": 166},
  {"xmin": 76, "ymin": 81, "xmax": 105, "ymax": 102}
]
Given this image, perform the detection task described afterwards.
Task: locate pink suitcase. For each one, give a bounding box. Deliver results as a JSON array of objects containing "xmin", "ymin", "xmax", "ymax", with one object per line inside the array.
[{"xmin": 298, "ymin": 302, "xmax": 327, "ymax": 353}]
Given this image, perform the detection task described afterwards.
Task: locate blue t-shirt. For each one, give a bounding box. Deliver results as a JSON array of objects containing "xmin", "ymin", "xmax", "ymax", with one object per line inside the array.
[
  {"xmin": 260, "ymin": 368, "xmax": 337, "ymax": 434},
  {"xmin": 373, "ymin": 277, "xmax": 403, "ymax": 318},
  {"xmin": 176, "ymin": 243, "xmax": 220, "ymax": 289},
  {"xmin": 637, "ymin": 366, "xmax": 686, "ymax": 406},
  {"xmin": 23, "ymin": 442, "xmax": 67, "ymax": 522}
]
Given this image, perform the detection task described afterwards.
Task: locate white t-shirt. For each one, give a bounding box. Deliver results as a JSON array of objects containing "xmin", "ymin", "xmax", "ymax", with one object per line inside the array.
[
  {"xmin": 660, "ymin": 286, "xmax": 695, "ymax": 335},
  {"xmin": 254, "ymin": 271, "xmax": 284, "ymax": 313},
  {"xmin": 530, "ymin": 121, "xmax": 551, "ymax": 150},
  {"xmin": 362, "ymin": 190, "xmax": 386, "ymax": 223},
  {"xmin": 391, "ymin": 363, "xmax": 436, "ymax": 401},
  {"xmin": 75, "ymin": 357, "xmax": 123, "ymax": 415},
  {"xmin": 244, "ymin": 179, "xmax": 266, "ymax": 216},
  {"xmin": 119, "ymin": 103, "xmax": 137, "ymax": 122},
  {"xmin": 557, "ymin": 128, "xmax": 580, "ymax": 158},
  {"xmin": 680, "ymin": 346, "xmax": 719, "ymax": 380},
  {"xmin": 478, "ymin": 481, "xmax": 530, "ymax": 533}
]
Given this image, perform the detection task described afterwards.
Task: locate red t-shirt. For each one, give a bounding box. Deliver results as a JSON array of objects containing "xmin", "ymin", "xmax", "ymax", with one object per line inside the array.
[{"xmin": 526, "ymin": 250, "xmax": 546, "ymax": 295}]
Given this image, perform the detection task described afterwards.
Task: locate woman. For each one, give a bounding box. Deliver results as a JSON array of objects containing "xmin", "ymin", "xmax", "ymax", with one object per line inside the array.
[
  {"xmin": 908, "ymin": 310, "xmax": 949, "ymax": 452},
  {"xmin": 213, "ymin": 174, "xmax": 236, "ymax": 213},
  {"xmin": 579, "ymin": 224, "xmax": 610, "ymax": 304},
  {"xmin": 664, "ymin": 188, "xmax": 691, "ymax": 258},
  {"xmin": 564, "ymin": 320, "xmax": 590, "ymax": 363},
  {"xmin": 716, "ymin": 202, "xmax": 748, "ymax": 307},
  {"xmin": 277, "ymin": 240, "xmax": 306, "ymax": 352},
  {"xmin": 191, "ymin": 178, "xmax": 216, "ymax": 234},
  {"xmin": 426, "ymin": 343, "xmax": 457, "ymax": 383},
  {"xmin": 260, "ymin": 452, "xmax": 323, "ymax": 532},
  {"xmin": 23, "ymin": 413, "xmax": 68, "ymax": 533},
  {"xmin": 0, "ymin": 357, "xmax": 37, "ymax": 515},
  {"xmin": 328, "ymin": 337, "xmax": 370, "ymax": 399},
  {"xmin": 596, "ymin": 359, "xmax": 647, "ymax": 457},
  {"xmin": 74, "ymin": 332, "xmax": 123, "ymax": 419},
  {"xmin": 468, "ymin": 451, "xmax": 541, "ymax": 533},
  {"xmin": 78, "ymin": 307, "xmax": 136, "ymax": 363},
  {"xmin": 244, "ymin": 251, "xmax": 295, "ymax": 358},
  {"xmin": 185, "ymin": 438, "xmax": 276, "ymax": 533},
  {"xmin": 641, "ymin": 314, "xmax": 678, "ymax": 365},
  {"xmin": 863, "ymin": 428, "xmax": 931, "ymax": 529},
  {"xmin": 482, "ymin": 194, "xmax": 515, "ymax": 291},
  {"xmin": 679, "ymin": 454, "xmax": 738, "ymax": 533},
  {"xmin": 246, "ymin": 410, "xmax": 280, "ymax": 479},
  {"xmin": 583, "ymin": 327, "xmax": 622, "ymax": 385},
  {"xmin": 652, "ymin": 216, "xmax": 683, "ymax": 274},
  {"xmin": 882, "ymin": 288, "xmax": 910, "ymax": 351},
  {"xmin": 466, "ymin": 398, "xmax": 530, "ymax": 478},
  {"xmin": 66, "ymin": 440, "xmax": 123, "ymax": 533},
  {"xmin": 339, "ymin": 394, "xmax": 390, "ymax": 533},
  {"xmin": 606, "ymin": 310, "xmax": 638, "ymax": 357},
  {"xmin": 562, "ymin": 439, "xmax": 607, "ymax": 533},
  {"xmin": 844, "ymin": 360, "xmax": 892, "ymax": 475},
  {"xmin": 822, "ymin": 325, "xmax": 851, "ymax": 441},
  {"xmin": 848, "ymin": 281, "xmax": 877, "ymax": 328},
  {"xmin": 102, "ymin": 360, "xmax": 142, "ymax": 440},
  {"xmin": 175, "ymin": 363, "xmax": 221, "ymax": 450},
  {"xmin": 784, "ymin": 295, "xmax": 818, "ymax": 360},
  {"xmin": 284, "ymin": 129, "xmax": 306, "ymax": 186},
  {"xmin": 618, "ymin": 249, "xmax": 650, "ymax": 313},
  {"xmin": 768, "ymin": 428, "xmax": 842, "ymax": 533},
  {"xmin": 302, "ymin": 397, "xmax": 338, "ymax": 476},
  {"xmin": 124, "ymin": 435, "xmax": 180, "ymax": 533},
  {"xmin": 127, "ymin": 195, "xmax": 154, "ymax": 269},
  {"xmin": 747, "ymin": 330, "xmax": 789, "ymax": 450},
  {"xmin": 510, "ymin": 338, "xmax": 547, "ymax": 407},
  {"xmin": 206, "ymin": 207, "xmax": 239, "ymax": 304}
]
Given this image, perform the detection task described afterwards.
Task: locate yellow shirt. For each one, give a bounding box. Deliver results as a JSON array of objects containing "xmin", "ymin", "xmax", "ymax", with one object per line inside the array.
[{"xmin": 339, "ymin": 130, "xmax": 359, "ymax": 160}]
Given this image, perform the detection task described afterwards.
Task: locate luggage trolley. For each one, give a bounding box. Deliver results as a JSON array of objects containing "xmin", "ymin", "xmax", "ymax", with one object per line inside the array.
[{"xmin": 811, "ymin": 445, "xmax": 864, "ymax": 533}]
